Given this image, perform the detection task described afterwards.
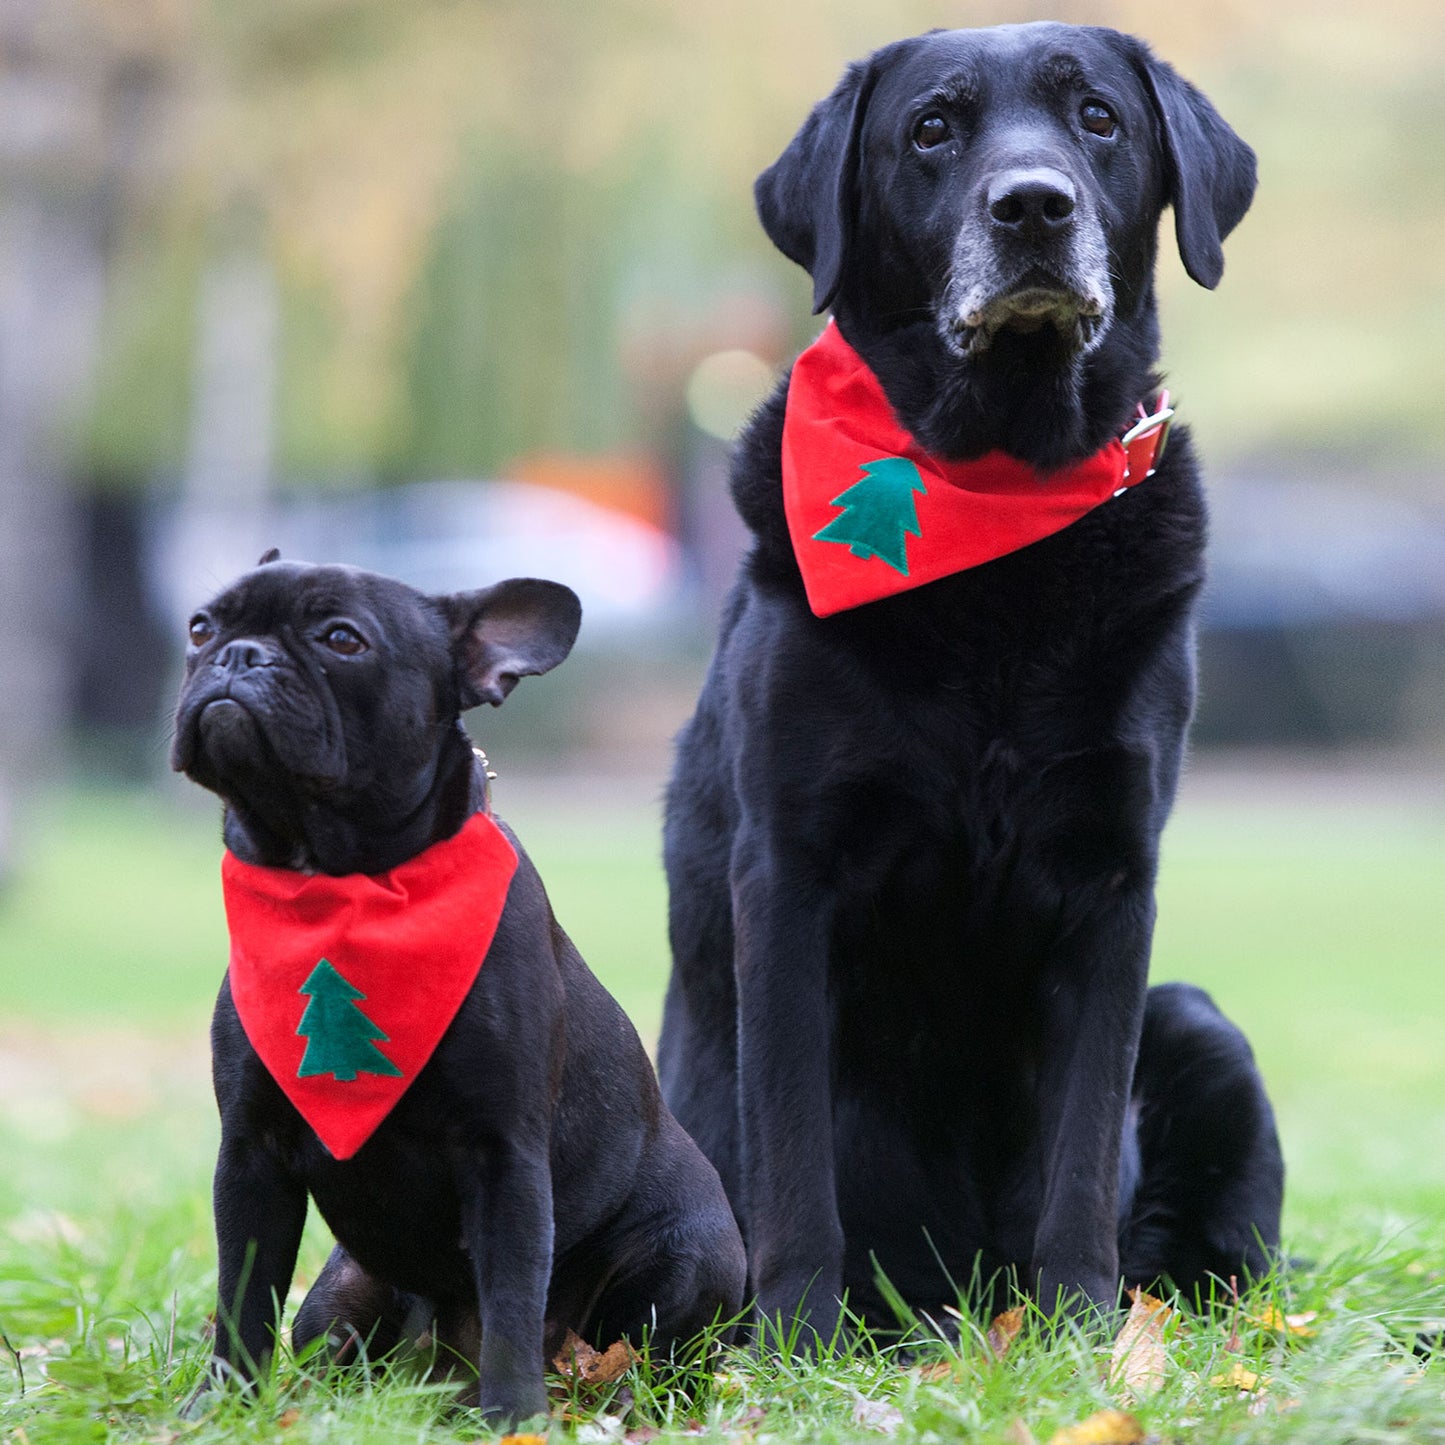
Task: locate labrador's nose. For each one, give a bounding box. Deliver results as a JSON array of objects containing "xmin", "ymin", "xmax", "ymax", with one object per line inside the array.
[{"xmin": 986, "ymin": 167, "xmax": 1077, "ymax": 240}]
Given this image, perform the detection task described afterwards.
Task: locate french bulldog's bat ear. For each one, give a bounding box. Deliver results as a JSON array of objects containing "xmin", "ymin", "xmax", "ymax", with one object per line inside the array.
[
  {"xmin": 257, "ymin": 547, "xmax": 281, "ymax": 565},
  {"xmin": 1130, "ymin": 38, "xmax": 1256, "ymax": 289},
  {"xmin": 437, "ymin": 578, "xmax": 582, "ymax": 709}
]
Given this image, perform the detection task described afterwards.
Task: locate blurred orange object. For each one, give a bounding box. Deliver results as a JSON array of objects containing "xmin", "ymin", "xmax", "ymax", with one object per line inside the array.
[{"xmin": 510, "ymin": 451, "xmax": 672, "ymax": 532}]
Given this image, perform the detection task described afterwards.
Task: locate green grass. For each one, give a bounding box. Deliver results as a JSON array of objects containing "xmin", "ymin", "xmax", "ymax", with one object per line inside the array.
[
  {"xmin": 1, "ymin": 775, "xmax": 1443, "ymax": 1441},
  {"xmin": 1153, "ymin": 797, "xmax": 1445, "ymax": 1231},
  {"xmin": 2, "ymin": 1214, "xmax": 1442, "ymax": 1443}
]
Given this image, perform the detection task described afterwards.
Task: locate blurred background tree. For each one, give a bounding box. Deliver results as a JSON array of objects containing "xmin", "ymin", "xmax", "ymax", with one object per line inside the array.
[
  {"xmin": 64, "ymin": 0, "xmax": 1445, "ymax": 478},
  {"xmin": 2, "ymin": 0, "xmax": 1444, "ymax": 869}
]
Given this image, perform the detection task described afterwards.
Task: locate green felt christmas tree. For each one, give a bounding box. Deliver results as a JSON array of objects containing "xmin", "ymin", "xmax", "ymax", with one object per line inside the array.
[
  {"xmin": 812, "ymin": 457, "xmax": 927, "ymax": 575},
  {"xmin": 296, "ymin": 959, "xmax": 402, "ymax": 1081}
]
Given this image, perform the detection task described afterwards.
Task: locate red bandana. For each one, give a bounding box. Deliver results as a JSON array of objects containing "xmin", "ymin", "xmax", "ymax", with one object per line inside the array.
[
  {"xmin": 220, "ymin": 811, "xmax": 518, "ymax": 1160},
  {"xmin": 781, "ymin": 321, "xmax": 1171, "ymax": 617}
]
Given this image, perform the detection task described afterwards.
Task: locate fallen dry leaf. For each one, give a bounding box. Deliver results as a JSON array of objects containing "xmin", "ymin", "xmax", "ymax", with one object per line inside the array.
[
  {"xmin": 277, "ymin": 1409, "xmax": 302, "ymax": 1428},
  {"xmin": 552, "ymin": 1330, "xmax": 638, "ymax": 1385},
  {"xmin": 1210, "ymin": 1363, "xmax": 1267, "ymax": 1392},
  {"xmin": 1246, "ymin": 1389, "xmax": 1300, "ymax": 1419},
  {"xmin": 915, "ymin": 1358, "xmax": 962, "ymax": 1383},
  {"xmin": 850, "ymin": 1393, "xmax": 904, "ymax": 1435},
  {"xmin": 1249, "ymin": 1306, "xmax": 1317, "ymax": 1337},
  {"xmin": 588, "ymin": 1341, "xmax": 637, "ymax": 1384},
  {"xmin": 574, "ymin": 1416, "xmax": 625, "ymax": 1444},
  {"xmin": 554, "ymin": 1329, "xmax": 594, "ymax": 1375},
  {"xmin": 1005, "ymin": 1418, "xmax": 1041, "ymax": 1445},
  {"xmin": 1109, "ymin": 1289, "xmax": 1174, "ymax": 1402},
  {"xmin": 1047, "ymin": 1408, "xmax": 1144, "ymax": 1445},
  {"xmin": 988, "ymin": 1305, "xmax": 1026, "ymax": 1361}
]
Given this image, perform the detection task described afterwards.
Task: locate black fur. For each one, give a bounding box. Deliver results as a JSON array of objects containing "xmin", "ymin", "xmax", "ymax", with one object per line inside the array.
[
  {"xmin": 173, "ymin": 558, "xmax": 745, "ymax": 1424},
  {"xmin": 659, "ymin": 23, "xmax": 1281, "ymax": 1342}
]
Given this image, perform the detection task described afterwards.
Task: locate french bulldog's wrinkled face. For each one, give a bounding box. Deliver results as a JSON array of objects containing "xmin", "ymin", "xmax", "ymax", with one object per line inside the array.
[
  {"xmin": 172, "ymin": 555, "xmax": 581, "ymax": 838},
  {"xmin": 172, "ymin": 560, "xmax": 451, "ymax": 806}
]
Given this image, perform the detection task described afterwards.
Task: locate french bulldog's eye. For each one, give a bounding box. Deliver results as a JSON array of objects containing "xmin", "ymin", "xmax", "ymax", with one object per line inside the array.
[
  {"xmin": 322, "ymin": 624, "xmax": 367, "ymax": 656},
  {"xmin": 1080, "ymin": 100, "xmax": 1117, "ymax": 138},
  {"xmin": 187, "ymin": 615, "xmax": 214, "ymax": 647},
  {"xmin": 912, "ymin": 113, "xmax": 950, "ymax": 150}
]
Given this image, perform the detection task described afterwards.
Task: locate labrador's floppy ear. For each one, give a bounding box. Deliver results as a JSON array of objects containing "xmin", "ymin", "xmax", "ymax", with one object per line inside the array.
[
  {"xmin": 1132, "ymin": 41, "xmax": 1256, "ymax": 289},
  {"xmin": 755, "ymin": 57, "xmax": 877, "ymax": 314},
  {"xmin": 436, "ymin": 578, "xmax": 581, "ymax": 709}
]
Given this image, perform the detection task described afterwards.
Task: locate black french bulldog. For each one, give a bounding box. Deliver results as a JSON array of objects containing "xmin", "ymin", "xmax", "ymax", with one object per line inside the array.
[{"xmin": 172, "ymin": 552, "xmax": 745, "ymax": 1424}]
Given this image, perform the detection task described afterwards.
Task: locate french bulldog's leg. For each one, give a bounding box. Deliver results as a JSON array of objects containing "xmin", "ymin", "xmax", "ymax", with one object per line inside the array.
[
  {"xmin": 211, "ymin": 1137, "xmax": 308, "ymax": 1387},
  {"xmin": 463, "ymin": 1139, "xmax": 554, "ymax": 1425},
  {"xmin": 588, "ymin": 1129, "xmax": 747, "ymax": 1354},
  {"xmin": 292, "ymin": 1244, "xmax": 411, "ymax": 1366},
  {"xmin": 586, "ymin": 1210, "xmax": 747, "ymax": 1358}
]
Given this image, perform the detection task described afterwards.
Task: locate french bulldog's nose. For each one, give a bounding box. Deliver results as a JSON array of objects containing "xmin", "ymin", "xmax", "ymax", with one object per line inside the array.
[{"xmin": 214, "ymin": 638, "xmax": 273, "ymax": 674}]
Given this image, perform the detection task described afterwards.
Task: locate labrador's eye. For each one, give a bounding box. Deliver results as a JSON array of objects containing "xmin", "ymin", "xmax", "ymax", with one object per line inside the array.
[
  {"xmin": 913, "ymin": 113, "xmax": 951, "ymax": 150},
  {"xmin": 1080, "ymin": 100, "xmax": 1117, "ymax": 138},
  {"xmin": 322, "ymin": 625, "xmax": 367, "ymax": 656}
]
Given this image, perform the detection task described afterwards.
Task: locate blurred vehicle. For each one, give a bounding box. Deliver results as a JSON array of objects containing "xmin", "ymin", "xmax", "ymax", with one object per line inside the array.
[
  {"xmin": 149, "ymin": 477, "xmax": 685, "ymax": 634},
  {"xmin": 63, "ymin": 469, "xmax": 1445, "ymax": 771},
  {"xmin": 1195, "ymin": 474, "xmax": 1445, "ymax": 746}
]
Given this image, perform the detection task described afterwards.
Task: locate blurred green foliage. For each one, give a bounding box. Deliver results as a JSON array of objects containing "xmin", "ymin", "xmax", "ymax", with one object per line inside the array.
[{"xmin": 60, "ymin": 0, "xmax": 1445, "ymax": 490}]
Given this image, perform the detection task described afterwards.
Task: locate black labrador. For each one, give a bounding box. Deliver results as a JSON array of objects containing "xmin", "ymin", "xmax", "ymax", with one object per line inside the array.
[{"xmin": 659, "ymin": 23, "xmax": 1284, "ymax": 1341}]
